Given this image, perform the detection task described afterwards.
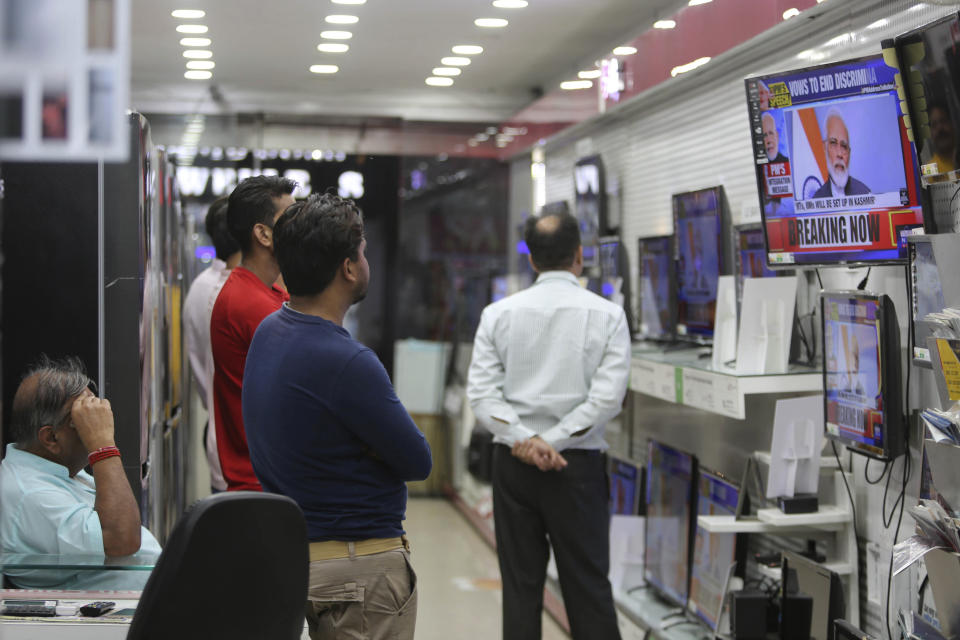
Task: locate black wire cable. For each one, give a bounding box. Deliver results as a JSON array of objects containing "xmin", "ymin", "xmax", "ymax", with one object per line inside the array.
[
  {"xmin": 885, "ymin": 445, "xmax": 911, "ymax": 640},
  {"xmin": 831, "ymin": 440, "xmax": 861, "ymax": 545},
  {"xmin": 864, "ymin": 457, "xmax": 890, "ymax": 485},
  {"xmin": 816, "ymin": 268, "xmax": 824, "ymax": 290}
]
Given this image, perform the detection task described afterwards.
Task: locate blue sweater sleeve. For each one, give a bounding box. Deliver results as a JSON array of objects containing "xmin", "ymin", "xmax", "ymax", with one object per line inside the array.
[{"xmin": 335, "ymin": 349, "xmax": 433, "ymax": 481}]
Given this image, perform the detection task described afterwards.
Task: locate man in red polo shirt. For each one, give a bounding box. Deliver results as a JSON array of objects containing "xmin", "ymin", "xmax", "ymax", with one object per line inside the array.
[{"xmin": 210, "ymin": 175, "xmax": 296, "ymax": 491}]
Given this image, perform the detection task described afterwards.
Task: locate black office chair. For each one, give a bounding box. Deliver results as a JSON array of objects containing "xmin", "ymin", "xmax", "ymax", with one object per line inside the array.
[{"xmin": 127, "ymin": 491, "xmax": 308, "ymax": 640}]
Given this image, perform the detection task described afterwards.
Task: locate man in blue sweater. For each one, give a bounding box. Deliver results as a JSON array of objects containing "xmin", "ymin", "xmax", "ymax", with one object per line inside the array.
[{"xmin": 243, "ymin": 193, "xmax": 432, "ymax": 640}]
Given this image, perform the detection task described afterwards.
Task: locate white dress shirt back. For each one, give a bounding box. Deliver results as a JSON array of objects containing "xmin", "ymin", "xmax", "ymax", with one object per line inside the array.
[
  {"xmin": 467, "ymin": 270, "xmax": 631, "ymax": 452},
  {"xmin": 183, "ymin": 259, "xmax": 229, "ymax": 491}
]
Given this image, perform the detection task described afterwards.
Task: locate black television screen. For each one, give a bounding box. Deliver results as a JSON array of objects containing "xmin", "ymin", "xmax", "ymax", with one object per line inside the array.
[
  {"xmin": 637, "ymin": 236, "xmax": 677, "ymax": 340},
  {"xmin": 599, "ymin": 237, "xmax": 620, "ymax": 300},
  {"xmin": 745, "ymin": 54, "xmax": 925, "ymax": 267},
  {"xmin": 690, "ymin": 470, "xmax": 740, "ymax": 631},
  {"xmin": 609, "ymin": 456, "xmax": 643, "ymax": 516},
  {"xmin": 574, "ymin": 155, "xmax": 606, "ymax": 265},
  {"xmin": 644, "ymin": 440, "xmax": 697, "ymax": 608},
  {"xmin": 673, "ymin": 186, "xmax": 728, "ymax": 340},
  {"xmin": 782, "ymin": 551, "xmax": 846, "ymax": 640},
  {"xmin": 896, "ymin": 12, "xmax": 960, "ymax": 180},
  {"xmin": 821, "ymin": 291, "xmax": 904, "ymax": 460}
]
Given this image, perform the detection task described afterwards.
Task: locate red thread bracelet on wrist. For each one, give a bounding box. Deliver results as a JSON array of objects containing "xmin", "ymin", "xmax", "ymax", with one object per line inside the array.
[{"xmin": 88, "ymin": 446, "xmax": 120, "ymax": 465}]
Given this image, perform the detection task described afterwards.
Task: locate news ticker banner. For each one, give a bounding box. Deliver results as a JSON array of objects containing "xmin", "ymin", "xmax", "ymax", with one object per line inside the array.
[{"xmin": 765, "ymin": 207, "xmax": 924, "ymax": 257}]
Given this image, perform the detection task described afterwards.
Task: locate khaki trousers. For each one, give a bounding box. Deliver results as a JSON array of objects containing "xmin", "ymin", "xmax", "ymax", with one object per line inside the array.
[{"xmin": 305, "ymin": 548, "xmax": 417, "ymax": 640}]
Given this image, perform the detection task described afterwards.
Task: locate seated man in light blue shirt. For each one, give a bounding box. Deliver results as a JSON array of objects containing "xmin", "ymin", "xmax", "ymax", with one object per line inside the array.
[{"xmin": 0, "ymin": 356, "xmax": 160, "ymax": 589}]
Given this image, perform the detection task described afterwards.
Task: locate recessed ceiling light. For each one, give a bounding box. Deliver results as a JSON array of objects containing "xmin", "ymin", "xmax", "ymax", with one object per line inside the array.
[
  {"xmin": 331, "ymin": 0, "xmax": 366, "ymax": 3},
  {"xmin": 325, "ymin": 14, "xmax": 359, "ymax": 24},
  {"xmin": 310, "ymin": 64, "xmax": 339, "ymax": 74},
  {"xmin": 486, "ymin": 127, "xmax": 498, "ymax": 135},
  {"xmin": 476, "ymin": 133, "xmax": 490, "ymax": 141},
  {"xmin": 782, "ymin": 7, "xmax": 800, "ymax": 19},
  {"xmin": 171, "ymin": 9, "xmax": 205, "ymax": 18},
  {"xmin": 492, "ymin": 0, "xmax": 528, "ymax": 7},
  {"xmin": 578, "ymin": 69, "xmax": 601, "ymax": 79},
  {"xmin": 653, "ymin": 19, "xmax": 676, "ymax": 29},
  {"xmin": 179, "ymin": 37, "xmax": 211, "ymax": 46},
  {"xmin": 452, "ymin": 45, "xmax": 483, "ymax": 55},
  {"xmin": 183, "ymin": 49, "xmax": 213, "ymax": 59},
  {"xmin": 441, "ymin": 56, "xmax": 471, "ymax": 66},
  {"xmin": 688, "ymin": 0, "xmax": 712, "ymax": 5},
  {"xmin": 613, "ymin": 46, "xmax": 637, "ymax": 55},
  {"xmin": 320, "ymin": 30, "xmax": 353, "ymax": 39},
  {"xmin": 475, "ymin": 18, "xmax": 508, "ymax": 28},
  {"xmin": 176, "ymin": 24, "xmax": 208, "ymax": 33},
  {"xmin": 432, "ymin": 67, "xmax": 462, "ymax": 76},
  {"xmin": 184, "ymin": 70, "xmax": 212, "ymax": 80},
  {"xmin": 186, "ymin": 60, "xmax": 215, "ymax": 69},
  {"xmin": 426, "ymin": 77, "xmax": 454, "ymax": 86},
  {"xmin": 317, "ymin": 43, "xmax": 350, "ymax": 53},
  {"xmin": 560, "ymin": 80, "xmax": 593, "ymax": 90}
]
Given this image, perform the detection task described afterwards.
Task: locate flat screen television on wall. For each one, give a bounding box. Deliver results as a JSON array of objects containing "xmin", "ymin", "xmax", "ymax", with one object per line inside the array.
[{"xmin": 744, "ymin": 53, "xmax": 926, "ymax": 267}]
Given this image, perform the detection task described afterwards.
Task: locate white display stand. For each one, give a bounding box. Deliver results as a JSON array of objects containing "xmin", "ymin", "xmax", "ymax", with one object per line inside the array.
[
  {"xmin": 735, "ymin": 276, "xmax": 798, "ymax": 375},
  {"xmin": 629, "ymin": 348, "xmax": 822, "ymax": 420}
]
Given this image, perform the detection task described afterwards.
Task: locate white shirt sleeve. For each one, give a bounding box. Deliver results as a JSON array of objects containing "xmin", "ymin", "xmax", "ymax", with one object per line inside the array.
[
  {"xmin": 539, "ymin": 309, "xmax": 631, "ymax": 450},
  {"xmin": 467, "ymin": 308, "xmax": 538, "ymax": 445}
]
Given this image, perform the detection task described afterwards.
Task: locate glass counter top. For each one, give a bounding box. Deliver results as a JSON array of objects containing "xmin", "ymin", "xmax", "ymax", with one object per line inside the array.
[
  {"xmin": 631, "ymin": 341, "xmax": 821, "ymax": 378},
  {"xmin": 0, "ymin": 552, "xmax": 159, "ymax": 571}
]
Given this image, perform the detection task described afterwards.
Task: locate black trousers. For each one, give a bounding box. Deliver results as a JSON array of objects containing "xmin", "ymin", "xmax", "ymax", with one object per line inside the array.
[{"xmin": 492, "ymin": 444, "xmax": 622, "ymax": 640}]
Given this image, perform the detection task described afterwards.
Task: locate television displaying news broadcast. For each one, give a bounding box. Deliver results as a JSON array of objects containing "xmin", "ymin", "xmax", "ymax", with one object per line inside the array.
[
  {"xmin": 737, "ymin": 227, "xmax": 777, "ymax": 279},
  {"xmin": 690, "ymin": 471, "xmax": 739, "ymax": 631},
  {"xmin": 638, "ymin": 236, "xmax": 673, "ymax": 339},
  {"xmin": 823, "ymin": 296, "xmax": 884, "ymax": 452},
  {"xmin": 745, "ymin": 54, "xmax": 925, "ymax": 266},
  {"xmin": 674, "ymin": 188, "xmax": 724, "ymax": 338}
]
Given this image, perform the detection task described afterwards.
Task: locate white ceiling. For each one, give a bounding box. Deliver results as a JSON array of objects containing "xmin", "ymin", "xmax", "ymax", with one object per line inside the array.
[{"xmin": 131, "ymin": 0, "xmax": 689, "ymax": 124}]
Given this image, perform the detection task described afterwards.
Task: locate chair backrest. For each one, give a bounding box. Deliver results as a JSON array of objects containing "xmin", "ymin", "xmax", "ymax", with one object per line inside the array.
[{"xmin": 127, "ymin": 491, "xmax": 308, "ymax": 640}]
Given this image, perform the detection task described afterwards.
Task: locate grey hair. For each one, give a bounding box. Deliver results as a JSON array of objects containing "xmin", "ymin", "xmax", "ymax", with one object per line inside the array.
[
  {"xmin": 9, "ymin": 355, "xmax": 93, "ymax": 445},
  {"xmin": 823, "ymin": 107, "xmax": 847, "ymax": 141}
]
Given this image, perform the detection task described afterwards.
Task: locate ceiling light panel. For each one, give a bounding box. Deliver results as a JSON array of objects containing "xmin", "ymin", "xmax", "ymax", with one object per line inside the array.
[
  {"xmin": 432, "ymin": 67, "xmax": 461, "ymax": 76},
  {"xmin": 578, "ymin": 69, "xmax": 601, "ymax": 79},
  {"xmin": 441, "ymin": 57, "xmax": 471, "ymax": 66},
  {"xmin": 331, "ymin": 0, "xmax": 366, "ymax": 3},
  {"xmin": 320, "ymin": 30, "xmax": 353, "ymax": 39},
  {"xmin": 310, "ymin": 64, "xmax": 339, "ymax": 74},
  {"xmin": 179, "ymin": 37, "xmax": 211, "ymax": 46},
  {"xmin": 186, "ymin": 60, "xmax": 215, "ymax": 69},
  {"xmin": 475, "ymin": 18, "xmax": 508, "ymax": 28},
  {"xmin": 653, "ymin": 19, "xmax": 676, "ymax": 29},
  {"xmin": 560, "ymin": 80, "xmax": 593, "ymax": 90},
  {"xmin": 317, "ymin": 43, "xmax": 350, "ymax": 53},
  {"xmin": 184, "ymin": 70, "xmax": 212, "ymax": 80},
  {"xmin": 176, "ymin": 24, "xmax": 208, "ymax": 33},
  {"xmin": 613, "ymin": 46, "xmax": 637, "ymax": 55},
  {"xmin": 452, "ymin": 45, "xmax": 483, "ymax": 55},
  {"xmin": 171, "ymin": 9, "xmax": 205, "ymax": 18},
  {"xmin": 325, "ymin": 14, "xmax": 359, "ymax": 24},
  {"xmin": 492, "ymin": 0, "xmax": 528, "ymax": 7},
  {"xmin": 426, "ymin": 77, "xmax": 454, "ymax": 86},
  {"xmin": 183, "ymin": 49, "xmax": 213, "ymax": 59}
]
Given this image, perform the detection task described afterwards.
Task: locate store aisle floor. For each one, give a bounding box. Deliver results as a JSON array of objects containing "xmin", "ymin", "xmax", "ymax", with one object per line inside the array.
[{"xmin": 404, "ymin": 497, "xmax": 569, "ymax": 640}]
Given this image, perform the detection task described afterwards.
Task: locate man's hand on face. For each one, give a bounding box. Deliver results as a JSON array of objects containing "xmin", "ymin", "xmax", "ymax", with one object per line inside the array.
[
  {"xmin": 511, "ymin": 437, "xmax": 568, "ymax": 472},
  {"xmin": 70, "ymin": 391, "xmax": 116, "ymax": 452}
]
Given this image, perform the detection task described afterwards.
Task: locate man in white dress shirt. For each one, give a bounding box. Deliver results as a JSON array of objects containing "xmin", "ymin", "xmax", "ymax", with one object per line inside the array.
[
  {"xmin": 467, "ymin": 210, "xmax": 630, "ymax": 640},
  {"xmin": 183, "ymin": 198, "xmax": 239, "ymax": 493}
]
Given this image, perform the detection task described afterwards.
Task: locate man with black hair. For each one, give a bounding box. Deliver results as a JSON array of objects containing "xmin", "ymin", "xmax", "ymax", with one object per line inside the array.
[
  {"xmin": 211, "ymin": 175, "xmax": 295, "ymax": 491},
  {"xmin": 183, "ymin": 197, "xmax": 238, "ymax": 493},
  {"xmin": 0, "ymin": 356, "xmax": 161, "ymax": 588},
  {"xmin": 467, "ymin": 210, "xmax": 630, "ymax": 640},
  {"xmin": 243, "ymin": 193, "xmax": 431, "ymax": 640}
]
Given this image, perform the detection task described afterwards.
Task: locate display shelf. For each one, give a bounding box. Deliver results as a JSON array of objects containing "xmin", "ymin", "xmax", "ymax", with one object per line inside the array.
[
  {"xmin": 697, "ymin": 515, "xmax": 780, "ymax": 534},
  {"xmin": 756, "ymin": 505, "xmax": 850, "ymax": 529},
  {"xmin": 629, "ymin": 350, "xmax": 821, "ymax": 419},
  {"xmin": 754, "ymin": 450, "xmax": 839, "ymax": 470},
  {"xmin": 755, "ymin": 558, "xmax": 853, "ymax": 582}
]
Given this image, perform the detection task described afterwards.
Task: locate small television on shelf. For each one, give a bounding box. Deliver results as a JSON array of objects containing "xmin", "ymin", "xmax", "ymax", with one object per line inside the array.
[
  {"xmin": 820, "ymin": 290, "xmax": 905, "ymax": 460},
  {"xmin": 894, "ymin": 13, "xmax": 960, "ymax": 184},
  {"xmin": 689, "ymin": 469, "xmax": 745, "ymax": 632},
  {"xmin": 733, "ymin": 223, "xmax": 783, "ymax": 304},
  {"xmin": 637, "ymin": 235, "xmax": 677, "ymax": 341},
  {"xmin": 782, "ymin": 551, "xmax": 846, "ymax": 640},
  {"xmin": 644, "ymin": 440, "xmax": 698, "ymax": 608},
  {"xmin": 673, "ymin": 186, "xmax": 730, "ymax": 342},
  {"xmin": 907, "ymin": 235, "xmax": 947, "ymax": 366},
  {"xmin": 574, "ymin": 155, "xmax": 607, "ymax": 265},
  {"xmin": 744, "ymin": 53, "xmax": 926, "ymax": 267},
  {"xmin": 609, "ymin": 455, "xmax": 644, "ymax": 516}
]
